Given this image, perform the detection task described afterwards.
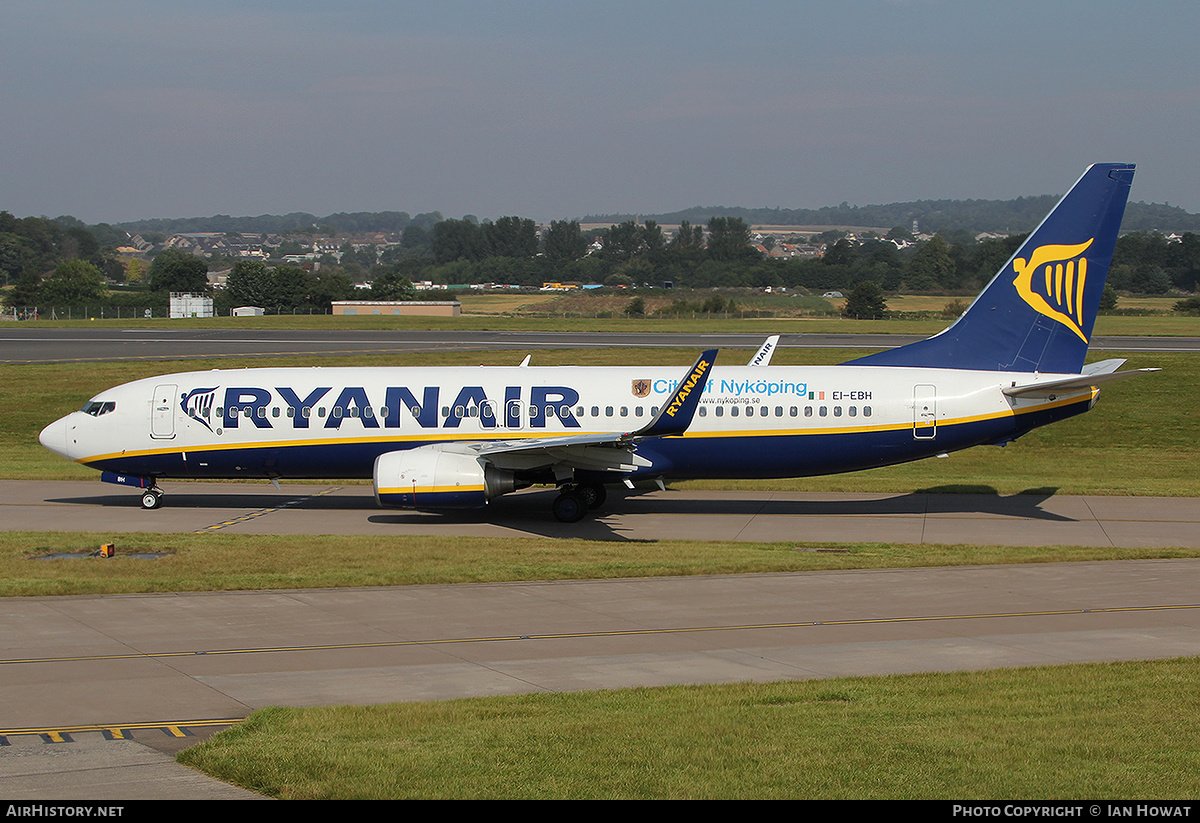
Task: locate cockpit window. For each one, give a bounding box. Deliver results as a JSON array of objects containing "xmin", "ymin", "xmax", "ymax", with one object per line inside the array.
[{"xmin": 81, "ymin": 401, "xmax": 116, "ymax": 416}]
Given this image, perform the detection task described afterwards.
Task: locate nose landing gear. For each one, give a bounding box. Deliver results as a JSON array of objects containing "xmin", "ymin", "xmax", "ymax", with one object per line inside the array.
[{"xmin": 101, "ymin": 472, "xmax": 164, "ymax": 510}]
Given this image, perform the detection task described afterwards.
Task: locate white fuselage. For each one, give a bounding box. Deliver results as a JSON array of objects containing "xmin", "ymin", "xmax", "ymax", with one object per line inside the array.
[{"xmin": 39, "ymin": 363, "xmax": 1096, "ymax": 485}]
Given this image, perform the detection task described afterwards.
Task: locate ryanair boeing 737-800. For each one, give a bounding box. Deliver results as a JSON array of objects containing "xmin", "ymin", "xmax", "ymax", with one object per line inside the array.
[{"xmin": 39, "ymin": 163, "xmax": 1157, "ymax": 522}]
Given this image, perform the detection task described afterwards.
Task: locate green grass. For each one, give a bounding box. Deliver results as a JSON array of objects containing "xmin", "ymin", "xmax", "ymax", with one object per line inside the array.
[
  {"xmin": 6, "ymin": 531, "xmax": 1198, "ymax": 598},
  {"xmin": 176, "ymin": 657, "xmax": 1200, "ymax": 799}
]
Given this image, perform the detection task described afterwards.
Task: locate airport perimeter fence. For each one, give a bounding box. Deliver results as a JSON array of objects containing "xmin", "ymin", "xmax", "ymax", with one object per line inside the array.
[
  {"xmin": 5, "ymin": 305, "xmax": 164, "ymax": 321},
  {"xmin": 5, "ymin": 305, "xmax": 853, "ymax": 321}
]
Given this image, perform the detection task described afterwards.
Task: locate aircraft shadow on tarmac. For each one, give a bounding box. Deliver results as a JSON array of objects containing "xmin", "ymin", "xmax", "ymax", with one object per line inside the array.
[
  {"xmin": 49, "ymin": 484, "xmax": 1072, "ymax": 542},
  {"xmin": 367, "ymin": 484, "xmax": 1074, "ymax": 541}
]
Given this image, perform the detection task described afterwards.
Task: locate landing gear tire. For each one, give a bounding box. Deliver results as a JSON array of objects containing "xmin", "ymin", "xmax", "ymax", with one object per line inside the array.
[
  {"xmin": 140, "ymin": 489, "xmax": 162, "ymax": 510},
  {"xmin": 552, "ymin": 489, "xmax": 588, "ymax": 523},
  {"xmin": 577, "ymin": 481, "xmax": 607, "ymax": 510}
]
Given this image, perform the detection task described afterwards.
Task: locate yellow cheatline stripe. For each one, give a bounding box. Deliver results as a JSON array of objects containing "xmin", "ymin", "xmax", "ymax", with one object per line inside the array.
[
  {"xmin": 3, "ymin": 601, "xmax": 1194, "ymax": 669},
  {"xmin": 76, "ymin": 391, "xmax": 1097, "ymax": 465},
  {"xmin": 378, "ymin": 485, "xmax": 486, "ymax": 496},
  {"xmin": 647, "ymin": 392, "xmax": 1092, "ymax": 440}
]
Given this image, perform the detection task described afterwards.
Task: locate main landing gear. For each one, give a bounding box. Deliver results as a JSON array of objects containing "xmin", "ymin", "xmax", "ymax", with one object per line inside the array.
[{"xmin": 552, "ymin": 481, "xmax": 607, "ymax": 523}]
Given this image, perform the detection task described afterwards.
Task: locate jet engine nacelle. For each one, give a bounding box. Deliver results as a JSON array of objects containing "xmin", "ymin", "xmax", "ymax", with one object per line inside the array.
[{"xmin": 373, "ymin": 445, "xmax": 517, "ymax": 510}]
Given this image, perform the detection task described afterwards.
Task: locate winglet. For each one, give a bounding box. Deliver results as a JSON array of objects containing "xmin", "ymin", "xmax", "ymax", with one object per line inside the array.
[
  {"xmin": 630, "ymin": 349, "xmax": 717, "ymax": 438},
  {"xmin": 748, "ymin": 335, "xmax": 779, "ymax": 366}
]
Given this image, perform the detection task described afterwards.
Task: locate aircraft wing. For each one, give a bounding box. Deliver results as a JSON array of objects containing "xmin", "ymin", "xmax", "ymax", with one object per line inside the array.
[
  {"xmin": 1002, "ymin": 359, "xmax": 1160, "ymax": 398},
  {"xmin": 462, "ymin": 436, "xmax": 653, "ymax": 473},
  {"xmin": 454, "ymin": 348, "xmax": 718, "ymax": 473}
]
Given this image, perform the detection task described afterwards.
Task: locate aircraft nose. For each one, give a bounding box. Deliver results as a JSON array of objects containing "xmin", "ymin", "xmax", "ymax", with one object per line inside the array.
[{"xmin": 38, "ymin": 416, "xmax": 71, "ymax": 458}]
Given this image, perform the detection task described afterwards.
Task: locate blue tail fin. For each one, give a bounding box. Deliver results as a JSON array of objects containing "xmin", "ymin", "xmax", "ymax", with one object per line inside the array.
[{"xmin": 845, "ymin": 163, "xmax": 1135, "ymax": 374}]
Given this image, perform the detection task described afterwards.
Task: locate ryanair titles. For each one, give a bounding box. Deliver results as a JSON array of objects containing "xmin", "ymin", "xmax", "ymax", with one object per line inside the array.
[
  {"xmin": 189, "ymin": 385, "xmax": 583, "ymax": 431},
  {"xmin": 182, "ymin": 376, "xmax": 850, "ymax": 434}
]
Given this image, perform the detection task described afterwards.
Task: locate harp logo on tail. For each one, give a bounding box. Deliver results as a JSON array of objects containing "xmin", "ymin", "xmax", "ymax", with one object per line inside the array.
[{"xmin": 1012, "ymin": 239, "xmax": 1095, "ymax": 342}]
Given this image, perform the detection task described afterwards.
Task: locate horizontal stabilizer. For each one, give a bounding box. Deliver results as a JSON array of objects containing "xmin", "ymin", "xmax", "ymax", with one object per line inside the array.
[{"xmin": 1002, "ymin": 366, "xmax": 1159, "ymax": 398}]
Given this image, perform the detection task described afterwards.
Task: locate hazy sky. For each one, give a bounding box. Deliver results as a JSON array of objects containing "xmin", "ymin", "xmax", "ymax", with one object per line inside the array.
[{"xmin": 3, "ymin": 0, "xmax": 1198, "ymax": 225}]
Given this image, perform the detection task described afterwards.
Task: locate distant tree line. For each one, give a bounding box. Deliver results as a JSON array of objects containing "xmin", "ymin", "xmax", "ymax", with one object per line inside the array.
[
  {"xmin": 585, "ymin": 197, "xmax": 1200, "ymax": 236},
  {"xmin": 1109, "ymin": 230, "xmax": 1200, "ymax": 294},
  {"xmin": 4, "ymin": 206, "xmax": 1200, "ymax": 316},
  {"xmin": 110, "ymin": 210, "xmax": 446, "ymax": 238},
  {"xmin": 398, "ymin": 218, "xmax": 1200, "ymax": 297},
  {"xmin": 216, "ymin": 259, "xmax": 365, "ymax": 314},
  {"xmin": 100, "ymin": 194, "xmax": 1200, "ymax": 238}
]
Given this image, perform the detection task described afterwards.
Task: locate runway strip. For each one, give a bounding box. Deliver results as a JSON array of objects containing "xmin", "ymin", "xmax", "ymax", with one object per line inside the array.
[
  {"xmin": 7, "ymin": 601, "xmax": 1197, "ymax": 669},
  {"xmin": 3, "ymin": 328, "xmax": 1198, "ymax": 363}
]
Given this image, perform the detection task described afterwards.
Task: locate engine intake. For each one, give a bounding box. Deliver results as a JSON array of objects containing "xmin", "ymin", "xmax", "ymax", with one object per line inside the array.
[{"xmin": 373, "ymin": 446, "xmax": 517, "ymax": 510}]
